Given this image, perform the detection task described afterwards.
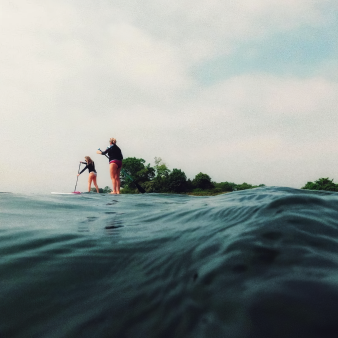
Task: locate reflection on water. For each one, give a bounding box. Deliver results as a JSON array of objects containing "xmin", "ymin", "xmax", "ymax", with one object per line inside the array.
[{"xmin": 105, "ymin": 213, "xmax": 124, "ymax": 237}]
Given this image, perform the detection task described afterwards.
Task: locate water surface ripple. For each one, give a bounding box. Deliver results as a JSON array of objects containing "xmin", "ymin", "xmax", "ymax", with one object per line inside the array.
[{"xmin": 1, "ymin": 187, "xmax": 338, "ymax": 337}]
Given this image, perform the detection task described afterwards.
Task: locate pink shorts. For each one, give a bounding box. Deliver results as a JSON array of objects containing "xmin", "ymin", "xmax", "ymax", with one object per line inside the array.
[{"xmin": 109, "ymin": 160, "xmax": 122, "ymax": 169}]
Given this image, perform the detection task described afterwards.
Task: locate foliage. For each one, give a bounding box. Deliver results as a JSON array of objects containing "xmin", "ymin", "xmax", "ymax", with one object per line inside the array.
[
  {"xmin": 192, "ymin": 172, "xmax": 214, "ymax": 190},
  {"xmin": 186, "ymin": 179, "xmax": 194, "ymax": 191},
  {"xmin": 122, "ymin": 157, "xmax": 146, "ymax": 177},
  {"xmin": 121, "ymin": 157, "xmax": 155, "ymax": 190},
  {"xmin": 302, "ymin": 178, "xmax": 338, "ymax": 191},
  {"xmin": 103, "ymin": 186, "xmax": 112, "ymax": 193},
  {"xmin": 119, "ymin": 156, "xmax": 266, "ymax": 195},
  {"xmin": 91, "ymin": 187, "xmax": 104, "ymax": 193},
  {"xmin": 154, "ymin": 157, "xmax": 170, "ymax": 178},
  {"xmin": 167, "ymin": 169, "xmax": 187, "ymax": 193},
  {"xmin": 146, "ymin": 175, "xmax": 169, "ymax": 193},
  {"xmin": 236, "ymin": 182, "xmax": 255, "ymax": 190},
  {"xmin": 120, "ymin": 186, "xmax": 139, "ymax": 194},
  {"xmin": 136, "ymin": 164, "xmax": 156, "ymax": 184},
  {"xmin": 143, "ymin": 167, "xmax": 187, "ymax": 193},
  {"xmin": 214, "ymin": 181, "xmax": 237, "ymax": 192},
  {"xmin": 142, "ymin": 180, "xmax": 156, "ymax": 193},
  {"xmin": 236, "ymin": 182, "xmax": 265, "ymax": 191},
  {"xmin": 189, "ymin": 189, "xmax": 226, "ymax": 196}
]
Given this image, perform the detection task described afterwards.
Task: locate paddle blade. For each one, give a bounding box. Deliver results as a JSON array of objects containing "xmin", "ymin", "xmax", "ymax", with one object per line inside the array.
[
  {"xmin": 73, "ymin": 191, "xmax": 81, "ymax": 194},
  {"xmin": 135, "ymin": 182, "xmax": 146, "ymax": 194}
]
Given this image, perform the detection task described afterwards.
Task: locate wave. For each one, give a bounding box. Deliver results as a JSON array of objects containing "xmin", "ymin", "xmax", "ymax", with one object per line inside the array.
[{"xmin": 1, "ymin": 187, "xmax": 338, "ymax": 337}]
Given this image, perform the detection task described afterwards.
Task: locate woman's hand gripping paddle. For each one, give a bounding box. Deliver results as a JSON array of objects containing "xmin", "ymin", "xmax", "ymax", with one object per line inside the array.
[{"xmin": 73, "ymin": 162, "xmax": 81, "ymax": 194}]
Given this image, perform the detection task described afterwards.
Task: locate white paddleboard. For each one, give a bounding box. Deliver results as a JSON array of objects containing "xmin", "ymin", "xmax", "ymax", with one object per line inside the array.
[{"xmin": 51, "ymin": 192, "xmax": 81, "ymax": 195}]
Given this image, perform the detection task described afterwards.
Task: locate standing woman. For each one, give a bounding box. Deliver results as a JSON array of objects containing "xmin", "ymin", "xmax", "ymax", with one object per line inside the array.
[
  {"xmin": 97, "ymin": 138, "xmax": 123, "ymax": 194},
  {"xmin": 78, "ymin": 156, "xmax": 99, "ymax": 193}
]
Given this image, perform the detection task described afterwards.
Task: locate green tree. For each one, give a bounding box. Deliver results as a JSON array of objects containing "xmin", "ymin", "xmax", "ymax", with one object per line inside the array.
[
  {"xmin": 146, "ymin": 175, "xmax": 168, "ymax": 193},
  {"xmin": 142, "ymin": 157, "xmax": 171, "ymax": 193},
  {"xmin": 136, "ymin": 164, "xmax": 155, "ymax": 183},
  {"xmin": 192, "ymin": 172, "xmax": 214, "ymax": 190},
  {"xmin": 154, "ymin": 157, "xmax": 170, "ymax": 178},
  {"xmin": 186, "ymin": 179, "xmax": 194, "ymax": 191},
  {"xmin": 121, "ymin": 157, "xmax": 155, "ymax": 191},
  {"xmin": 122, "ymin": 157, "xmax": 146, "ymax": 178},
  {"xmin": 167, "ymin": 168, "xmax": 187, "ymax": 193},
  {"xmin": 302, "ymin": 178, "xmax": 338, "ymax": 191}
]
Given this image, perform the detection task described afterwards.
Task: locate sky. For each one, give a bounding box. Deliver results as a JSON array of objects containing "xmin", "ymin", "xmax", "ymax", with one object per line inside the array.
[{"xmin": 1, "ymin": 0, "xmax": 338, "ymax": 193}]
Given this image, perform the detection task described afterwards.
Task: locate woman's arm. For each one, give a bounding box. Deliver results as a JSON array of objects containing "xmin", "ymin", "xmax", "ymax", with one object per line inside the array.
[
  {"xmin": 78, "ymin": 165, "xmax": 88, "ymax": 175},
  {"xmin": 100, "ymin": 148, "xmax": 109, "ymax": 155}
]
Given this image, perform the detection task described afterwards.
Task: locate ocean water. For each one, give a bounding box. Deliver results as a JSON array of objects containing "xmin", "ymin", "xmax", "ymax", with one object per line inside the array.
[{"xmin": 1, "ymin": 187, "xmax": 338, "ymax": 338}]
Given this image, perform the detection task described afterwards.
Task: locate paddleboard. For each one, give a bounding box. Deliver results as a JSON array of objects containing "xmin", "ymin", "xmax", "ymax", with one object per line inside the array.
[{"xmin": 51, "ymin": 192, "xmax": 81, "ymax": 195}]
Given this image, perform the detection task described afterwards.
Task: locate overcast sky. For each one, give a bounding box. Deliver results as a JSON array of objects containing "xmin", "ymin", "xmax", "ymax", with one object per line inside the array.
[{"xmin": 1, "ymin": 0, "xmax": 338, "ymax": 193}]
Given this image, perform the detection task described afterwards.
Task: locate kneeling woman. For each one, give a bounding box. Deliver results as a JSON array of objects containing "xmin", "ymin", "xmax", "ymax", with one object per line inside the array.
[
  {"xmin": 97, "ymin": 138, "xmax": 123, "ymax": 194},
  {"xmin": 78, "ymin": 156, "xmax": 99, "ymax": 193}
]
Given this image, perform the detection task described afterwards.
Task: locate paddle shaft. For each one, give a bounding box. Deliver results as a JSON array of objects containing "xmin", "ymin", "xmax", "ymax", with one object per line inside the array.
[{"xmin": 74, "ymin": 163, "xmax": 81, "ymax": 192}]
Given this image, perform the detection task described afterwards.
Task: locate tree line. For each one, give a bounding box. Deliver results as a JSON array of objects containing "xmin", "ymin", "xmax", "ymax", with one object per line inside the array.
[
  {"xmin": 92, "ymin": 158, "xmax": 336, "ymax": 194},
  {"xmin": 118, "ymin": 157, "xmax": 265, "ymax": 195}
]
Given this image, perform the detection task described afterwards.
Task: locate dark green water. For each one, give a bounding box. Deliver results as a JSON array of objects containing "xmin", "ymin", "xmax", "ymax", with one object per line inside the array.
[{"xmin": 1, "ymin": 187, "xmax": 338, "ymax": 337}]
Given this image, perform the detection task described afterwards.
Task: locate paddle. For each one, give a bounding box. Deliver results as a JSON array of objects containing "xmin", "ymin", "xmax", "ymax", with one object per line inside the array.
[
  {"xmin": 98, "ymin": 148, "xmax": 146, "ymax": 194},
  {"xmin": 121, "ymin": 168, "xmax": 146, "ymax": 194},
  {"xmin": 74, "ymin": 162, "xmax": 81, "ymax": 193}
]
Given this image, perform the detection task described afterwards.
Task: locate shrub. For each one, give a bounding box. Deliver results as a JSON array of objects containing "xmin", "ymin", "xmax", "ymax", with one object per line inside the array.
[
  {"xmin": 103, "ymin": 186, "xmax": 112, "ymax": 193},
  {"xmin": 302, "ymin": 178, "xmax": 338, "ymax": 192},
  {"xmin": 91, "ymin": 188, "xmax": 104, "ymax": 193},
  {"xmin": 236, "ymin": 182, "xmax": 254, "ymax": 190},
  {"xmin": 215, "ymin": 181, "xmax": 236, "ymax": 192}
]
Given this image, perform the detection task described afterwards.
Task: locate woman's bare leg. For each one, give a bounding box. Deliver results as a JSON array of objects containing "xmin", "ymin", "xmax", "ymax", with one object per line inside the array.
[
  {"xmin": 110, "ymin": 163, "xmax": 118, "ymax": 194},
  {"xmin": 88, "ymin": 175, "xmax": 93, "ymax": 192},
  {"xmin": 115, "ymin": 167, "xmax": 122, "ymax": 194},
  {"xmin": 92, "ymin": 175, "xmax": 99, "ymax": 193}
]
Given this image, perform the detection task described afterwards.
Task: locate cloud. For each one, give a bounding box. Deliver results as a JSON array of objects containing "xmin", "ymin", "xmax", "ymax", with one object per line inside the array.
[
  {"xmin": 118, "ymin": 0, "xmax": 338, "ymax": 62},
  {"xmin": 151, "ymin": 74, "xmax": 338, "ymax": 184},
  {"xmin": 104, "ymin": 23, "xmax": 191, "ymax": 91},
  {"xmin": 1, "ymin": 0, "xmax": 338, "ymax": 192},
  {"xmin": 0, "ymin": 0, "xmax": 196, "ymax": 135},
  {"xmin": 195, "ymin": 74, "xmax": 338, "ymax": 119}
]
